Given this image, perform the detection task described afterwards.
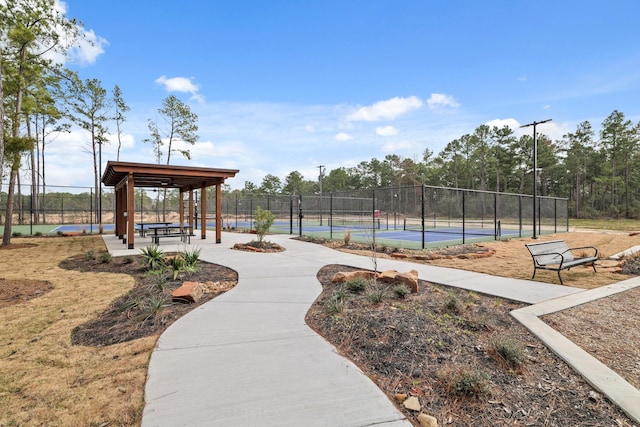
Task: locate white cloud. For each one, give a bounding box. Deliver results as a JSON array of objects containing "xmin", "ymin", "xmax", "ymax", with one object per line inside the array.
[
  {"xmin": 375, "ymin": 126, "xmax": 399, "ymax": 136},
  {"xmin": 335, "ymin": 132, "xmax": 353, "ymax": 141},
  {"xmin": 427, "ymin": 93, "xmax": 460, "ymax": 110},
  {"xmin": 66, "ymin": 29, "xmax": 109, "ymax": 65},
  {"xmin": 155, "ymin": 75, "xmax": 204, "ymax": 103},
  {"xmin": 346, "ymin": 96, "xmax": 423, "ymax": 122},
  {"xmin": 485, "ymin": 118, "xmax": 522, "ymax": 130}
]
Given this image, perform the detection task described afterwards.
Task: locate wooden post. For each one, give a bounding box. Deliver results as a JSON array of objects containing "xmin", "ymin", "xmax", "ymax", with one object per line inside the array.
[
  {"xmin": 215, "ymin": 182, "xmax": 222, "ymax": 243},
  {"xmin": 188, "ymin": 190, "xmax": 194, "ymax": 235},
  {"xmin": 201, "ymin": 185, "xmax": 208, "ymax": 241},
  {"xmin": 127, "ymin": 173, "xmax": 135, "ymax": 249}
]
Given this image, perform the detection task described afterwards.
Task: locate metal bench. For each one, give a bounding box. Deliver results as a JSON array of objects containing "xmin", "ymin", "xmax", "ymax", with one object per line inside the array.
[{"xmin": 525, "ymin": 240, "xmax": 598, "ymax": 285}]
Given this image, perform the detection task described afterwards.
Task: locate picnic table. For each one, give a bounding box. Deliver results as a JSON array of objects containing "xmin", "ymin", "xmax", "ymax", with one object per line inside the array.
[
  {"xmin": 148, "ymin": 225, "xmax": 190, "ymax": 245},
  {"xmin": 136, "ymin": 222, "xmax": 172, "ymax": 237}
]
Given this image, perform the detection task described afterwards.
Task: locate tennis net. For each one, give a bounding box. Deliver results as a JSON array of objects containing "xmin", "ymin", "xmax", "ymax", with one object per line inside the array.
[{"xmin": 403, "ymin": 217, "xmax": 501, "ymax": 237}]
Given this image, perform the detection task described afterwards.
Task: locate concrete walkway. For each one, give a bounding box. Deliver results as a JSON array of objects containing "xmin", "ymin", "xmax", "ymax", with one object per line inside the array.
[{"xmin": 102, "ymin": 231, "xmax": 640, "ymax": 426}]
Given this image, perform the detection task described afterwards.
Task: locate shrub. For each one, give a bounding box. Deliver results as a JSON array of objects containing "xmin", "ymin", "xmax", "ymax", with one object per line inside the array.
[
  {"xmin": 122, "ymin": 256, "xmax": 135, "ymax": 264},
  {"xmin": 345, "ymin": 276, "xmax": 367, "ymax": 293},
  {"xmin": 98, "ymin": 251, "xmax": 112, "ymax": 264},
  {"xmin": 179, "ymin": 247, "xmax": 202, "ymax": 268},
  {"xmin": 392, "ymin": 284, "xmax": 411, "ymax": 298},
  {"xmin": 324, "ymin": 285, "xmax": 347, "ymax": 314},
  {"xmin": 441, "ymin": 368, "xmax": 489, "ymax": 397},
  {"xmin": 138, "ymin": 294, "xmax": 171, "ymax": 323},
  {"xmin": 117, "ymin": 296, "xmax": 143, "ymax": 314},
  {"xmin": 442, "ymin": 292, "xmax": 464, "ymax": 314},
  {"xmin": 491, "ymin": 336, "xmax": 527, "ymax": 368},
  {"xmin": 253, "ymin": 206, "xmax": 275, "ymax": 243},
  {"xmin": 451, "ymin": 368, "xmax": 489, "ymax": 397},
  {"xmin": 324, "ymin": 294, "xmax": 346, "ymax": 314},
  {"xmin": 34, "ymin": 231, "xmax": 43, "ymax": 237},
  {"xmin": 367, "ymin": 283, "xmax": 386, "ymax": 303},
  {"xmin": 140, "ymin": 246, "xmax": 165, "ymax": 270},
  {"xmin": 147, "ymin": 272, "xmax": 169, "ymax": 293}
]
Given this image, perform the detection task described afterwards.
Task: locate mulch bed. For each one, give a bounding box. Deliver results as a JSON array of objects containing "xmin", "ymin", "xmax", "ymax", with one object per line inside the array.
[
  {"xmin": 306, "ymin": 264, "xmax": 635, "ymax": 426},
  {"xmin": 59, "ymin": 253, "xmax": 238, "ymax": 347}
]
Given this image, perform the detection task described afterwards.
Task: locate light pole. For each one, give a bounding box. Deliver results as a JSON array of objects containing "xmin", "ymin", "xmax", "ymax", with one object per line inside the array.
[
  {"xmin": 520, "ymin": 119, "xmax": 552, "ymax": 239},
  {"xmin": 318, "ymin": 165, "xmax": 325, "ymax": 225}
]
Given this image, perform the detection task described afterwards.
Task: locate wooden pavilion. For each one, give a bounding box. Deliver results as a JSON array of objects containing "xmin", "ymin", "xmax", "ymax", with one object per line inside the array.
[{"xmin": 101, "ymin": 161, "xmax": 239, "ymax": 249}]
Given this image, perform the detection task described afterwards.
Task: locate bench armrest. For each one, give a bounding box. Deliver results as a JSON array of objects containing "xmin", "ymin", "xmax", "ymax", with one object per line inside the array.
[
  {"xmin": 531, "ymin": 251, "xmax": 566, "ymax": 267},
  {"xmin": 566, "ymin": 245, "xmax": 598, "ymax": 258}
]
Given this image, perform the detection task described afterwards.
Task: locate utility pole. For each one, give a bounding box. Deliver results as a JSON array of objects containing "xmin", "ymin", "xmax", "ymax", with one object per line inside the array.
[
  {"xmin": 318, "ymin": 165, "xmax": 325, "ymax": 225},
  {"xmin": 520, "ymin": 119, "xmax": 552, "ymax": 239}
]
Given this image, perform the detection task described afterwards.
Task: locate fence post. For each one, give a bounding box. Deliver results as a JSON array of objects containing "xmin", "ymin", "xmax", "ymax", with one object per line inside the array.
[
  {"xmin": 421, "ymin": 184, "xmax": 425, "ymax": 249},
  {"xmin": 518, "ymin": 195, "xmax": 522, "ymax": 238},
  {"xmin": 462, "ymin": 191, "xmax": 466, "ymax": 244},
  {"xmin": 289, "ymin": 195, "xmax": 293, "ymax": 235},
  {"xmin": 298, "ymin": 195, "xmax": 303, "ymax": 237},
  {"xmin": 329, "ymin": 193, "xmax": 333, "ymax": 239},
  {"xmin": 494, "ymin": 193, "xmax": 497, "ymax": 239}
]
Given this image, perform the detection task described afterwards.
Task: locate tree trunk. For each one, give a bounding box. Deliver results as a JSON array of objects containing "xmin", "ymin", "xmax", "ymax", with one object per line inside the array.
[
  {"xmin": 0, "ymin": 61, "xmax": 4, "ymax": 195},
  {"xmin": 2, "ymin": 167, "xmax": 18, "ymax": 246}
]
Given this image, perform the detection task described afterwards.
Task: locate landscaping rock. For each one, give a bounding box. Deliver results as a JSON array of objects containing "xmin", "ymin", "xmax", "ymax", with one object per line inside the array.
[
  {"xmin": 379, "ymin": 269, "xmax": 419, "ymax": 293},
  {"xmin": 331, "ymin": 270, "xmax": 377, "ymax": 283},
  {"xmin": 403, "ymin": 395, "xmax": 421, "ymax": 411},
  {"xmin": 417, "ymin": 413, "xmax": 438, "ymax": 427},
  {"xmin": 395, "ymin": 393, "xmax": 407, "ymax": 404},
  {"xmin": 172, "ymin": 281, "xmax": 205, "ymax": 303}
]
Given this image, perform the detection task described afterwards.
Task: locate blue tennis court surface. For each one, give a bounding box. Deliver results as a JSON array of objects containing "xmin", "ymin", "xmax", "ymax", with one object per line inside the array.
[
  {"xmin": 52, "ymin": 224, "xmax": 116, "ymax": 233},
  {"xmin": 49, "ymin": 219, "xmax": 522, "ymax": 248}
]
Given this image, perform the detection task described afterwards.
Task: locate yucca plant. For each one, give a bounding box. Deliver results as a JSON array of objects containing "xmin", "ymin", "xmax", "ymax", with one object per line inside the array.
[{"xmin": 140, "ymin": 246, "xmax": 165, "ymax": 270}]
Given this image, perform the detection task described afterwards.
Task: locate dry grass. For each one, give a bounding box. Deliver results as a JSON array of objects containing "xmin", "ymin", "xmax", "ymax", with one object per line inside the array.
[
  {"xmin": 426, "ymin": 231, "xmax": 640, "ymax": 289},
  {"xmin": 0, "ymin": 236, "xmax": 151, "ymax": 426},
  {"xmin": 1, "ymin": 230, "xmax": 639, "ymax": 426}
]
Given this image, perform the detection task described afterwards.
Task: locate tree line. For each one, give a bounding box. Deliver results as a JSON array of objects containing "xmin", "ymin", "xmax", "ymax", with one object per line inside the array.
[{"xmin": 239, "ymin": 111, "xmax": 640, "ymax": 220}]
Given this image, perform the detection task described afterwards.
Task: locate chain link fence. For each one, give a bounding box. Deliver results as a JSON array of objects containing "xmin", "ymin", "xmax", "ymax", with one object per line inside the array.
[{"xmin": 2, "ymin": 183, "xmax": 567, "ymax": 247}]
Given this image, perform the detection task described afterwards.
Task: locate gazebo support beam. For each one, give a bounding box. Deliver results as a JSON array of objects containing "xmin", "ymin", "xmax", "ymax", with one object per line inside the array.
[{"xmin": 127, "ymin": 173, "xmax": 135, "ymax": 249}]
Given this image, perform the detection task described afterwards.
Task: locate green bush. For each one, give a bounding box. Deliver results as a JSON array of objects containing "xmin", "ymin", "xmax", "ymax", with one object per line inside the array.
[
  {"xmin": 450, "ymin": 368, "xmax": 489, "ymax": 397},
  {"xmin": 178, "ymin": 247, "xmax": 202, "ymax": 268},
  {"xmin": 98, "ymin": 251, "xmax": 112, "ymax": 264},
  {"xmin": 253, "ymin": 206, "xmax": 275, "ymax": 243},
  {"xmin": 324, "ymin": 285, "xmax": 347, "ymax": 314},
  {"xmin": 345, "ymin": 276, "xmax": 367, "ymax": 293},
  {"xmin": 140, "ymin": 246, "xmax": 165, "ymax": 270},
  {"xmin": 138, "ymin": 294, "xmax": 171, "ymax": 323},
  {"xmin": 492, "ymin": 336, "xmax": 527, "ymax": 367},
  {"xmin": 367, "ymin": 283, "xmax": 386, "ymax": 303},
  {"xmin": 392, "ymin": 284, "xmax": 411, "ymax": 298}
]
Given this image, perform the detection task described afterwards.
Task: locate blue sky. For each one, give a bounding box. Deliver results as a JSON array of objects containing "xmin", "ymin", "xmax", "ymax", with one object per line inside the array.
[{"xmin": 45, "ymin": 0, "xmax": 640, "ymax": 190}]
